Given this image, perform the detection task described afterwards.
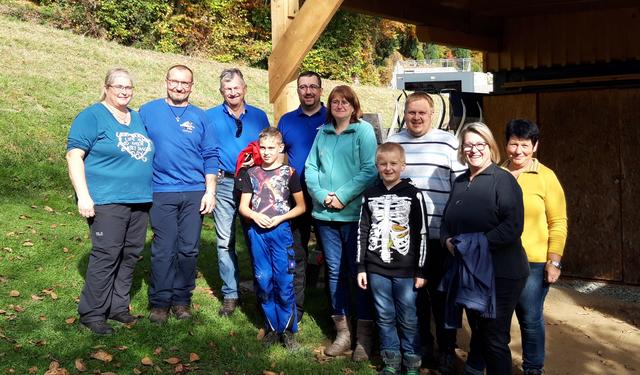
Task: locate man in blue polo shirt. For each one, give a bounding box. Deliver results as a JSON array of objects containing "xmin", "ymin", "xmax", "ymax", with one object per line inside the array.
[
  {"xmin": 277, "ymin": 71, "xmax": 327, "ymax": 323},
  {"xmin": 140, "ymin": 64, "xmax": 217, "ymax": 324},
  {"xmin": 206, "ymin": 68, "xmax": 270, "ymax": 316}
]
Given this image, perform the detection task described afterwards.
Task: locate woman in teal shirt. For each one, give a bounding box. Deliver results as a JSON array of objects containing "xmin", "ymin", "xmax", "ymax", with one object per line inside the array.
[
  {"xmin": 305, "ymin": 85, "xmax": 378, "ymax": 361},
  {"xmin": 66, "ymin": 68, "xmax": 153, "ymax": 335}
]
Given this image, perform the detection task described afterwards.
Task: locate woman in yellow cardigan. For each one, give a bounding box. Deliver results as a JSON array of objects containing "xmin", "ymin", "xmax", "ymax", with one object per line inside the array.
[{"xmin": 503, "ymin": 119, "xmax": 568, "ymax": 375}]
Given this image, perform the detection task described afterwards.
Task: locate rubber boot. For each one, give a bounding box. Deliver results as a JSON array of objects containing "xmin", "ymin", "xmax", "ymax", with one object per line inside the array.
[
  {"xmin": 379, "ymin": 350, "xmax": 401, "ymax": 374},
  {"xmin": 403, "ymin": 353, "xmax": 422, "ymax": 375},
  {"xmin": 352, "ymin": 319, "xmax": 375, "ymax": 361},
  {"xmin": 324, "ymin": 315, "xmax": 351, "ymax": 356}
]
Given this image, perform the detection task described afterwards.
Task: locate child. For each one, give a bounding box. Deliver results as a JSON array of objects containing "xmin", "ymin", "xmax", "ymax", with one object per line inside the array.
[
  {"xmin": 238, "ymin": 127, "xmax": 306, "ymax": 350},
  {"xmin": 356, "ymin": 142, "xmax": 427, "ymax": 374}
]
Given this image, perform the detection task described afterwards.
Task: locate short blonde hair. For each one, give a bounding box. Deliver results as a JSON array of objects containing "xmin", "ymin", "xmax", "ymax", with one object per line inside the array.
[
  {"xmin": 100, "ymin": 67, "xmax": 132, "ymax": 101},
  {"xmin": 376, "ymin": 142, "xmax": 406, "ymax": 164},
  {"xmin": 457, "ymin": 122, "xmax": 500, "ymax": 165}
]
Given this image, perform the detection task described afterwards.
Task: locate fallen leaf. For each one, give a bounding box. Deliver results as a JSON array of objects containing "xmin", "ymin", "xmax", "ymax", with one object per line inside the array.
[
  {"xmin": 164, "ymin": 357, "xmax": 181, "ymax": 365},
  {"xmin": 154, "ymin": 347, "xmax": 162, "ymax": 355},
  {"xmin": 44, "ymin": 206, "xmax": 54, "ymax": 212},
  {"xmin": 113, "ymin": 345, "xmax": 128, "ymax": 351},
  {"xmin": 174, "ymin": 364, "xmax": 185, "ymax": 373},
  {"xmin": 28, "ymin": 366, "xmax": 38, "ymax": 374},
  {"xmin": 101, "ymin": 372, "xmax": 118, "ymax": 375},
  {"xmin": 50, "ymin": 291, "xmax": 58, "ymax": 300},
  {"xmin": 133, "ymin": 368, "xmax": 142, "ymax": 375},
  {"xmin": 9, "ymin": 290, "xmax": 20, "ymax": 297},
  {"xmin": 263, "ymin": 371, "xmax": 278, "ymax": 375},
  {"xmin": 31, "ymin": 295, "xmax": 44, "ymax": 301},
  {"xmin": 34, "ymin": 339, "xmax": 47, "ymax": 346},
  {"xmin": 19, "ymin": 214, "xmax": 32, "ymax": 220},
  {"xmin": 39, "ymin": 315, "xmax": 47, "ymax": 321},
  {"xmin": 31, "ymin": 205, "xmax": 38, "ymax": 209},
  {"xmin": 65, "ymin": 316, "xmax": 76, "ymax": 324},
  {"xmin": 141, "ymin": 357, "xmax": 153, "ymax": 366},
  {"xmin": 13, "ymin": 305, "xmax": 25, "ymax": 313},
  {"xmin": 22, "ymin": 240, "xmax": 34, "ymax": 247},
  {"xmin": 228, "ymin": 330, "xmax": 237, "ymax": 336},
  {"xmin": 51, "ymin": 224, "xmax": 58, "ymax": 229},
  {"xmin": 91, "ymin": 349, "xmax": 113, "ymax": 363},
  {"xmin": 0, "ymin": 310, "xmax": 6, "ymax": 314},
  {"xmin": 74, "ymin": 358, "xmax": 86, "ymax": 372},
  {"xmin": 189, "ymin": 353, "xmax": 200, "ymax": 362},
  {"xmin": 63, "ymin": 247, "xmax": 69, "ymax": 253},
  {"xmin": 2, "ymin": 247, "xmax": 12, "ymax": 253}
]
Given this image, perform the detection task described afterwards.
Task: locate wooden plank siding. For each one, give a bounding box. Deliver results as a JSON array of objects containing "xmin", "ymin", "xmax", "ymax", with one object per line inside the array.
[{"xmin": 485, "ymin": 7, "xmax": 640, "ymax": 72}]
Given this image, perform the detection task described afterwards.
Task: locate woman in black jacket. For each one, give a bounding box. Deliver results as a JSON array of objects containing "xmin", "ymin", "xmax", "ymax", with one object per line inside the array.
[{"xmin": 441, "ymin": 122, "xmax": 529, "ymax": 375}]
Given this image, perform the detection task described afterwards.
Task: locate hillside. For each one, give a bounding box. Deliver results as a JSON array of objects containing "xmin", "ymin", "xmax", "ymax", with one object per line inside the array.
[{"xmin": 0, "ymin": 14, "xmax": 399, "ymax": 374}]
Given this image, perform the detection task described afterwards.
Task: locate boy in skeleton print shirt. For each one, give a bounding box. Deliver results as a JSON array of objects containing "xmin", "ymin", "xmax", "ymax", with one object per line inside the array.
[{"xmin": 357, "ymin": 142, "xmax": 428, "ymax": 375}]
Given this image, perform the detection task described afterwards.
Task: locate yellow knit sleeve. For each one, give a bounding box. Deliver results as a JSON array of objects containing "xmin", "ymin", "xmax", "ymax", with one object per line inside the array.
[{"xmin": 542, "ymin": 165, "xmax": 568, "ymax": 257}]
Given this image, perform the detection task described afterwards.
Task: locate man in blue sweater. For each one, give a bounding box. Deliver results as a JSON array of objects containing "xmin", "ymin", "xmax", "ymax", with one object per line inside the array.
[
  {"xmin": 277, "ymin": 71, "xmax": 326, "ymax": 322},
  {"xmin": 140, "ymin": 65, "xmax": 218, "ymax": 324},
  {"xmin": 206, "ymin": 68, "xmax": 270, "ymax": 316}
]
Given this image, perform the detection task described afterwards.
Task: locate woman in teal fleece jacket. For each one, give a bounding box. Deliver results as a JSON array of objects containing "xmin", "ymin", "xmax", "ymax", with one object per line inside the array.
[{"xmin": 305, "ymin": 85, "xmax": 378, "ymax": 360}]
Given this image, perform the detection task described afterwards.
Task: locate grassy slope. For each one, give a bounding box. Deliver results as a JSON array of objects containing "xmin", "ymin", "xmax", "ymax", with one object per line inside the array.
[{"xmin": 0, "ymin": 11, "xmax": 403, "ymax": 375}]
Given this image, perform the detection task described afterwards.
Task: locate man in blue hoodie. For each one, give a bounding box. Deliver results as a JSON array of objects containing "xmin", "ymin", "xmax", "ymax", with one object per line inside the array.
[{"xmin": 140, "ymin": 65, "xmax": 218, "ymax": 324}]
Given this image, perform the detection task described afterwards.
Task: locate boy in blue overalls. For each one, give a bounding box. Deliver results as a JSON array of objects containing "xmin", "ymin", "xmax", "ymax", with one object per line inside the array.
[{"xmin": 238, "ymin": 127, "xmax": 306, "ymax": 350}]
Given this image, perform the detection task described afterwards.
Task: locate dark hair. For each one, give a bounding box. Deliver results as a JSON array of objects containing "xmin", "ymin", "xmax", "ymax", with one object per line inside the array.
[
  {"xmin": 505, "ymin": 119, "xmax": 540, "ymax": 145},
  {"xmin": 326, "ymin": 85, "xmax": 363, "ymax": 125},
  {"xmin": 298, "ymin": 71, "xmax": 322, "ymax": 87}
]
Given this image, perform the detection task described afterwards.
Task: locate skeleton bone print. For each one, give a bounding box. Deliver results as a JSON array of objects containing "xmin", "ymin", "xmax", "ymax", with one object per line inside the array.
[{"xmin": 367, "ymin": 194, "xmax": 412, "ymax": 263}]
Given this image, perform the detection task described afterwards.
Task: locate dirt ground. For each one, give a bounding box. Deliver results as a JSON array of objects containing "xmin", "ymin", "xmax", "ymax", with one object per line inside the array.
[{"xmin": 432, "ymin": 285, "xmax": 640, "ymax": 374}]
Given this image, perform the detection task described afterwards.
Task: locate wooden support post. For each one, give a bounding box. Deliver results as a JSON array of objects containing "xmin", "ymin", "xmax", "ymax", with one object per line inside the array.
[{"xmin": 269, "ymin": 0, "xmax": 343, "ymax": 122}]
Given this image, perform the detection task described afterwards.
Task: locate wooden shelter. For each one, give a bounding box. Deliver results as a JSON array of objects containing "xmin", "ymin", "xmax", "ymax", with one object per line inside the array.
[{"xmin": 268, "ymin": 1, "xmax": 640, "ymax": 284}]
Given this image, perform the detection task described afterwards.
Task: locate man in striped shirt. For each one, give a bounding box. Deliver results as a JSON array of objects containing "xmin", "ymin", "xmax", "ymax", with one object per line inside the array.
[{"xmin": 387, "ymin": 92, "xmax": 466, "ymax": 374}]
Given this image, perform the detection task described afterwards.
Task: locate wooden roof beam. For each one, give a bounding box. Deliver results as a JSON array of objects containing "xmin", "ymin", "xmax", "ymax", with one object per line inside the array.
[
  {"xmin": 416, "ymin": 25, "xmax": 501, "ymax": 52},
  {"xmin": 268, "ymin": 0, "xmax": 343, "ymax": 103}
]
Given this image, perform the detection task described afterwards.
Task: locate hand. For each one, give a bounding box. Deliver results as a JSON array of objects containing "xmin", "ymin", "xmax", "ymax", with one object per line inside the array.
[
  {"xmin": 77, "ymin": 196, "xmax": 95, "ymax": 218},
  {"xmin": 252, "ymin": 212, "xmax": 272, "ymax": 228},
  {"xmin": 414, "ymin": 277, "xmax": 426, "ymax": 289},
  {"xmin": 357, "ymin": 272, "xmax": 368, "ymax": 289},
  {"xmin": 200, "ymin": 191, "xmax": 216, "ymax": 214},
  {"xmin": 268, "ymin": 215, "xmax": 284, "ymax": 228},
  {"xmin": 241, "ymin": 157, "xmax": 254, "ymax": 168},
  {"xmin": 545, "ymin": 262, "xmax": 561, "ymax": 283},
  {"xmin": 445, "ymin": 238, "xmax": 455, "ymax": 255},
  {"xmin": 329, "ymin": 195, "xmax": 345, "ymax": 210},
  {"xmin": 323, "ymin": 193, "xmax": 334, "ymax": 207}
]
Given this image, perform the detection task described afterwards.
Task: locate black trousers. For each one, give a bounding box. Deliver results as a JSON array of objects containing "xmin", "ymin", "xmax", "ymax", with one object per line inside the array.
[
  {"xmin": 418, "ymin": 240, "xmax": 458, "ymax": 354},
  {"xmin": 466, "ymin": 276, "xmax": 528, "ymax": 375},
  {"xmin": 78, "ymin": 203, "xmax": 149, "ymax": 323},
  {"xmin": 290, "ymin": 190, "xmax": 318, "ymax": 320}
]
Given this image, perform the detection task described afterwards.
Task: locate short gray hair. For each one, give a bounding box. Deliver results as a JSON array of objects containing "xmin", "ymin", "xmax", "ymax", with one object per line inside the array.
[
  {"xmin": 219, "ymin": 68, "xmax": 246, "ymax": 91},
  {"xmin": 100, "ymin": 67, "xmax": 132, "ymax": 101}
]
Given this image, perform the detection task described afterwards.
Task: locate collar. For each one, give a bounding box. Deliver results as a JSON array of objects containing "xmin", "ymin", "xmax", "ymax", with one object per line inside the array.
[
  {"xmin": 296, "ymin": 103, "xmax": 326, "ymax": 118},
  {"xmin": 223, "ymin": 102, "xmax": 247, "ymax": 118},
  {"xmin": 321, "ymin": 121, "xmax": 358, "ymax": 134},
  {"xmin": 501, "ymin": 158, "xmax": 540, "ymax": 174}
]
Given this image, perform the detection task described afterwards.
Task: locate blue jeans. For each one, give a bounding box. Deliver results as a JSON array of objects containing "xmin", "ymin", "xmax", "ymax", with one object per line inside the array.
[
  {"xmin": 315, "ymin": 220, "xmax": 373, "ymax": 320},
  {"xmin": 515, "ymin": 263, "xmax": 549, "ymax": 372},
  {"xmin": 212, "ymin": 177, "xmax": 240, "ymax": 299},
  {"xmin": 148, "ymin": 191, "xmax": 203, "ymax": 307},
  {"xmin": 369, "ymin": 273, "xmax": 420, "ymax": 355}
]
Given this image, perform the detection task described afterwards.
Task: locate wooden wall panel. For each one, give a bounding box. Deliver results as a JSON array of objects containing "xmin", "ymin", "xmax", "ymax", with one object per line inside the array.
[
  {"xmin": 618, "ymin": 88, "xmax": 640, "ymax": 284},
  {"xmin": 483, "ymin": 94, "xmax": 537, "ymax": 157},
  {"xmin": 538, "ymin": 90, "xmax": 622, "ymax": 281}
]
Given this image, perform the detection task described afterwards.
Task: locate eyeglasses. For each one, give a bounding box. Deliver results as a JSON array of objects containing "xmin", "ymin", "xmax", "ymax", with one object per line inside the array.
[
  {"xmin": 330, "ymin": 99, "xmax": 351, "ymax": 107},
  {"xmin": 166, "ymin": 79, "xmax": 193, "ymax": 88},
  {"xmin": 298, "ymin": 84, "xmax": 321, "ymax": 91},
  {"xmin": 406, "ymin": 111, "xmax": 431, "ymax": 117},
  {"xmin": 462, "ymin": 142, "xmax": 488, "ymax": 152},
  {"xmin": 108, "ymin": 85, "xmax": 134, "ymax": 92},
  {"xmin": 234, "ymin": 118, "xmax": 243, "ymax": 138}
]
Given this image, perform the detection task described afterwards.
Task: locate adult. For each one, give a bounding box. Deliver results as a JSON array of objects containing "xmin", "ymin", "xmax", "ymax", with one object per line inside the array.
[
  {"xmin": 387, "ymin": 91, "xmax": 466, "ymax": 372},
  {"xmin": 503, "ymin": 119, "xmax": 568, "ymax": 375},
  {"xmin": 206, "ymin": 68, "xmax": 270, "ymax": 316},
  {"xmin": 277, "ymin": 71, "xmax": 327, "ymax": 322},
  {"xmin": 140, "ymin": 65, "xmax": 217, "ymax": 323},
  {"xmin": 441, "ymin": 122, "xmax": 528, "ymax": 375},
  {"xmin": 66, "ymin": 68, "xmax": 153, "ymax": 335},
  {"xmin": 305, "ymin": 85, "xmax": 378, "ymax": 361}
]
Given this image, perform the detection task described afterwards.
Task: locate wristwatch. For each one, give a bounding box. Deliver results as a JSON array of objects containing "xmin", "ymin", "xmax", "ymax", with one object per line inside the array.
[{"xmin": 548, "ymin": 260, "xmax": 562, "ymax": 270}]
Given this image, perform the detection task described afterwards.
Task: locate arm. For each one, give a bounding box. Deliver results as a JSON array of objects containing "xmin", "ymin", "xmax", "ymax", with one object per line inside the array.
[
  {"xmin": 356, "ymin": 195, "xmax": 371, "ymax": 290},
  {"xmin": 544, "ymin": 169, "xmax": 568, "ymax": 283},
  {"xmin": 200, "ymin": 173, "xmax": 217, "ymax": 214},
  {"xmin": 269, "ymin": 191, "xmax": 306, "ymax": 228},
  {"xmin": 238, "ymin": 192, "xmax": 272, "ymax": 228},
  {"xmin": 412, "ymin": 192, "xmax": 428, "ymax": 288},
  {"xmin": 333, "ymin": 123, "xmax": 378, "ymax": 206},
  {"xmin": 304, "ymin": 131, "xmax": 332, "ymax": 204},
  {"xmin": 66, "ymin": 148, "xmax": 94, "ymax": 218},
  {"xmin": 485, "ymin": 172, "xmax": 525, "ymax": 248}
]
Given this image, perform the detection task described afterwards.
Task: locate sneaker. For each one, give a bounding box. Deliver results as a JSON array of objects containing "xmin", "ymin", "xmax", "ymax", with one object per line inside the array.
[
  {"xmin": 262, "ymin": 330, "xmax": 279, "ymax": 347},
  {"xmin": 282, "ymin": 331, "xmax": 301, "ymax": 352},
  {"xmin": 438, "ymin": 352, "xmax": 456, "ymax": 375},
  {"xmin": 149, "ymin": 307, "xmax": 170, "ymax": 324},
  {"xmin": 82, "ymin": 320, "xmax": 114, "ymax": 335},
  {"xmin": 218, "ymin": 298, "xmax": 239, "ymax": 317},
  {"xmin": 523, "ymin": 369, "xmax": 544, "ymax": 375},
  {"xmin": 109, "ymin": 311, "xmax": 136, "ymax": 324},
  {"xmin": 171, "ymin": 305, "xmax": 192, "ymax": 320}
]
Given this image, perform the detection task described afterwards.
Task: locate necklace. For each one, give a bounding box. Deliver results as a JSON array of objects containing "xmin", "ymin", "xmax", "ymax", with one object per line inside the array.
[
  {"xmin": 102, "ymin": 102, "xmax": 131, "ymax": 125},
  {"xmin": 167, "ymin": 103, "xmax": 190, "ymax": 122}
]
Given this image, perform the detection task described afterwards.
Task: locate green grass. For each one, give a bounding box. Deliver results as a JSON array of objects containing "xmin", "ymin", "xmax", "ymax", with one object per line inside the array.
[{"xmin": 0, "ymin": 8, "xmax": 402, "ymax": 374}]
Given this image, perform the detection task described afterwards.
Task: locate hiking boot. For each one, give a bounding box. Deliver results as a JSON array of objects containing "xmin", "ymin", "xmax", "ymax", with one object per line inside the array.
[
  {"xmin": 218, "ymin": 298, "xmax": 239, "ymax": 317},
  {"xmin": 324, "ymin": 315, "xmax": 351, "ymax": 356},
  {"xmin": 379, "ymin": 350, "xmax": 401, "ymax": 375},
  {"xmin": 262, "ymin": 330, "xmax": 279, "ymax": 347},
  {"xmin": 149, "ymin": 307, "xmax": 170, "ymax": 324},
  {"xmin": 171, "ymin": 305, "xmax": 192, "ymax": 320},
  {"xmin": 403, "ymin": 353, "xmax": 422, "ymax": 375},
  {"xmin": 82, "ymin": 320, "xmax": 114, "ymax": 335},
  {"xmin": 282, "ymin": 330, "xmax": 302, "ymax": 352},
  {"xmin": 352, "ymin": 319, "xmax": 374, "ymax": 361},
  {"xmin": 109, "ymin": 311, "xmax": 136, "ymax": 324},
  {"xmin": 438, "ymin": 352, "xmax": 456, "ymax": 375}
]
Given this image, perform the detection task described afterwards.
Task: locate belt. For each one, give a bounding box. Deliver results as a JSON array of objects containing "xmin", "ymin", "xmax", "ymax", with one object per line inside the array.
[{"xmin": 220, "ymin": 171, "xmax": 235, "ymax": 178}]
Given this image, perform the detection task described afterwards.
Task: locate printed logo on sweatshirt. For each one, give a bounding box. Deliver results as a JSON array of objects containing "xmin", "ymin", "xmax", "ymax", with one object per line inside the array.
[
  {"xmin": 116, "ymin": 132, "xmax": 153, "ymax": 162},
  {"xmin": 180, "ymin": 121, "xmax": 195, "ymax": 134}
]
